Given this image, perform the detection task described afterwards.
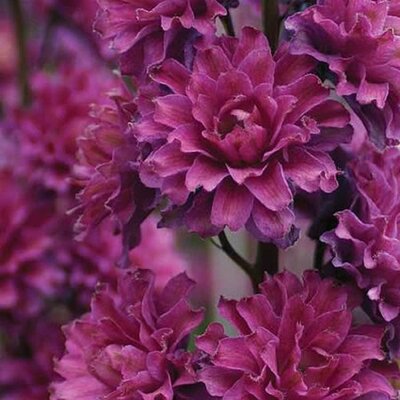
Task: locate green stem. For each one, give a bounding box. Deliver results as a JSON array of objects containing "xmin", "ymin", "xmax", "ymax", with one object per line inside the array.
[
  {"xmin": 8, "ymin": 0, "xmax": 30, "ymax": 106},
  {"xmin": 262, "ymin": 0, "xmax": 280, "ymax": 53}
]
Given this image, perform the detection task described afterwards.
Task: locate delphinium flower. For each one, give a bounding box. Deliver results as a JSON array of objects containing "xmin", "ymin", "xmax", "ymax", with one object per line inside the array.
[
  {"xmin": 57, "ymin": 215, "xmax": 188, "ymax": 307},
  {"xmin": 32, "ymin": 0, "xmax": 114, "ymax": 62},
  {"xmin": 322, "ymin": 146, "xmax": 400, "ymax": 357},
  {"xmin": 94, "ymin": 0, "xmax": 227, "ymax": 78},
  {"xmin": 197, "ymin": 270, "xmax": 397, "ymax": 399},
  {"xmin": 8, "ymin": 61, "xmax": 116, "ymax": 194},
  {"xmin": 286, "ymin": 0, "xmax": 400, "ymax": 147},
  {"xmin": 0, "ymin": 177, "xmax": 191, "ymax": 399},
  {"xmin": 0, "ymin": 317, "xmax": 65, "ymax": 400},
  {"xmin": 139, "ymin": 27, "xmax": 352, "ymax": 246},
  {"xmin": 52, "ymin": 269, "xmax": 205, "ymax": 400},
  {"xmin": 128, "ymin": 216, "xmax": 187, "ymax": 289},
  {"xmin": 73, "ymin": 86, "xmax": 158, "ymax": 254},
  {"xmin": 0, "ymin": 174, "xmax": 63, "ymax": 317}
]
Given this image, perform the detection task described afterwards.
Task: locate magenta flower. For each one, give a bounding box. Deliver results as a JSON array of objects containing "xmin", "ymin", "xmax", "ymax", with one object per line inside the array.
[
  {"xmin": 8, "ymin": 62, "xmax": 116, "ymax": 194},
  {"xmin": 139, "ymin": 27, "xmax": 352, "ymax": 245},
  {"xmin": 322, "ymin": 210, "xmax": 400, "ymax": 357},
  {"xmin": 73, "ymin": 86, "xmax": 157, "ymax": 255},
  {"xmin": 0, "ymin": 317, "xmax": 65, "ymax": 400},
  {"xmin": 52, "ymin": 269, "xmax": 204, "ymax": 399},
  {"xmin": 197, "ymin": 271, "xmax": 397, "ymax": 399},
  {"xmin": 350, "ymin": 146, "xmax": 400, "ymax": 235},
  {"xmin": 0, "ymin": 174, "xmax": 63, "ymax": 316},
  {"xmin": 95, "ymin": 0, "xmax": 226, "ymax": 78},
  {"xmin": 129, "ymin": 216, "xmax": 187, "ymax": 289},
  {"xmin": 322, "ymin": 147, "xmax": 400, "ymax": 356},
  {"xmin": 286, "ymin": 0, "xmax": 400, "ymax": 146}
]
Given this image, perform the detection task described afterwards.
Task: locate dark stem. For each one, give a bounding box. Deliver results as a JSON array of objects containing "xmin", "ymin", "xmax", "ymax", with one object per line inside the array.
[
  {"xmin": 253, "ymin": 242, "xmax": 279, "ymax": 289},
  {"xmin": 313, "ymin": 240, "xmax": 326, "ymax": 271},
  {"xmin": 217, "ymin": 233, "xmax": 279, "ymax": 293},
  {"xmin": 218, "ymin": 231, "xmax": 253, "ymax": 277},
  {"xmin": 262, "ymin": 0, "xmax": 280, "ymax": 53},
  {"xmin": 221, "ymin": 10, "xmax": 235, "ymax": 37},
  {"xmin": 8, "ymin": 0, "xmax": 30, "ymax": 106}
]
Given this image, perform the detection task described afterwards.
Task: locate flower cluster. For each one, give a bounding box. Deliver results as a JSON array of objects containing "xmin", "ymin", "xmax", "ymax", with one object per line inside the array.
[
  {"xmin": 3, "ymin": 0, "xmax": 400, "ymax": 399},
  {"xmin": 0, "ymin": 8, "xmax": 194, "ymax": 398}
]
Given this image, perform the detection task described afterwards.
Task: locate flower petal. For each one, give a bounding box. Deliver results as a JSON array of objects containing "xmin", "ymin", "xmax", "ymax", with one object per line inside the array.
[{"xmin": 211, "ymin": 179, "xmax": 253, "ymax": 231}]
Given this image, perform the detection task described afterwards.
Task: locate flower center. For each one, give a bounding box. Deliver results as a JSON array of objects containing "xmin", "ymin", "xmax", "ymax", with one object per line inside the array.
[{"xmin": 217, "ymin": 113, "xmax": 245, "ymax": 137}]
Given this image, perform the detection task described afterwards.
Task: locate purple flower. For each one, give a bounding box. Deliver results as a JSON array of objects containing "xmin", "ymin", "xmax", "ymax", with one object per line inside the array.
[
  {"xmin": 52, "ymin": 269, "xmax": 204, "ymax": 399},
  {"xmin": 350, "ymin": 146, "xmax": 400, "ymax": 235},
  {"xmin": 0, "ymin": 174, "xmax": 63, "ymax": 317},
  {"xmin": 7, "ymin": 62, "xmax": 116, "ymax": 194},
  {"xmin": 286, "ymin": 0, "xmax": 400, "ymax": 147},
  {"xmin": 197, "ymin": 270, "xmax": 397, "ymax": 399},
  {"xmin": 139, "ymin": 27, "xmax": 352, "ymax": 246},
  {"xmin": 73, "ymin": 87, "xmax": 157, "ymax": 255},
  {"xmin": 128, "ymin": 216, "xmax": 188, "ymax": 289},
  {"xmin": 321, "ymin": 147, "xmax": 400, "ymax": 356},
  {"xmin": 0, "ymin": 317, "xmax": 65, "ymax": 400},
  {"xmin": 95, "ymin": 0, "xmax": 226, "ymax": 78}
]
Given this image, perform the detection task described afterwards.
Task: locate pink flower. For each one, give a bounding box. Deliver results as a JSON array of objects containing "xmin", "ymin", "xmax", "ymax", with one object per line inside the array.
[
  {"xmin": 140, "ymin": 27, "xmax": 352, "ymax": 246},
  {"xmin": 95, "ymin": 0, "xmax": 226, "ymax": 78},
  {"xmin": 61, "ymin": 215, "xmax": 188, "ymax": 304},
  {"xmin": 8, "ymin": 62, "xmax": 116, "ymax": 194},
  {"xmin": 322, "ymin": 147, "xmax": 400, "ymax": 356},
  {"xmin": 0, "ymin": 174, "xmax": 63, "ymax": 316},
  {"xmin": 52, "ymin": 269, "xmax": 204, "ymax": 399},
  {"xmin": 73, "ymin": 86, "xmax": 157, "ymax": 254},
  {"xmin": 0, "ymin": 317, "xmax": 65, "ymax": 400},
  {"xmin": 286, "ymin": 0, "xmax": 400, "ymax": 147},
  {"xmin": 351, "ymin": 146, "xmax": 400, "ymax": 235},
  {"xmin": 129, "ymin": 216, "xmax": 187, "ymax": 289},
  {"xmin": 197, "ymin": 271, "xmax": 397, "ymax": 399},
  {"xmin": 32, "ymin": 0, "xmax": 114, "ymax": 61}
]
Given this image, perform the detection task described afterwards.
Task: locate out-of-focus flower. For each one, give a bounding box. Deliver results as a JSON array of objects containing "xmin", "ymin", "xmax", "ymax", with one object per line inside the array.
[
  {"xmin": 322, "ymin": 147, "xmax": 400, "ymax": 356},
  {"xmin": 139, "ymin": 27, "xmax": 352, "ymax": 246},
  {"xmin": 52, "ymin": 269, "xmax": 204, "ymax": 399},
  {"xmin": 129, "ymin": 216, "xmax": 187, "ymax": 289},
  {"xmin": 286, "ymin": 0, "xmax": 400, "ymax": 147},
  {"xmin": 0, "ymin": 174, "xmax": 63, "ymax": 317},
  {"xmin": 73, "ymin": 87, "xmax": 157, "ymax": 255},
  {"xmin": 0, "ymin": 317, "xmax": 65, "ymax": 400},
  {"xmin": 32, "ymin": 0, "xmax": 114, "ymax": 61},
  {"xmin": 60, "ymin": 215, "xmax": 188, "ymax": 307},
  {"xmin": 8, "ymin": 62, "xmax": 116, "ymax": 194},
  {"xmin": 95, "ymin": 0, "xmax": 226, "ymax": 78},
  {"xmin": 198, "ymin": 270, "xmax": 397, "ymax": 399}
]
